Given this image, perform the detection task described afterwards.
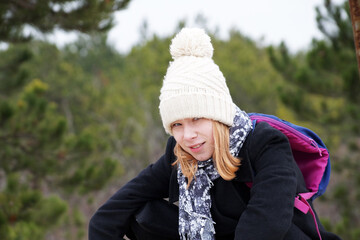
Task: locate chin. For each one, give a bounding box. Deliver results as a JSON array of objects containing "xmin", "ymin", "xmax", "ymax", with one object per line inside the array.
[{"xmin": 194, "ymin": 155, "xmax": 212, "ymax": 162}]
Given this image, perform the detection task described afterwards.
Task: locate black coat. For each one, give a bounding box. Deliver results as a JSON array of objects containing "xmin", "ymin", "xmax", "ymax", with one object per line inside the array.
[{"xmin": 89, "ymin": 122, "xmax": 341, "ymax": 240}]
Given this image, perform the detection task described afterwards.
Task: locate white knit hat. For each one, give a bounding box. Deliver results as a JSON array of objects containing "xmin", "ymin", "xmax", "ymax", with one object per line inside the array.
[{"xmin": 159, "ymin": 28, "xmax": 236, "ymax": 134}]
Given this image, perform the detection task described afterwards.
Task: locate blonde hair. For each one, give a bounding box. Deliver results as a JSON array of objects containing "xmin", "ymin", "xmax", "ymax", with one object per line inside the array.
[{"xmin": 173, "ymin": 121, "xmax": 241, "ymax": 187}]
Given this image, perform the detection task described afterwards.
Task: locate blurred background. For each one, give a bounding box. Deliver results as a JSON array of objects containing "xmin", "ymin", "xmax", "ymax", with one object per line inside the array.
[{"xmin": 0, "ymin": 0, "xmax": 359, "ymax": 239}]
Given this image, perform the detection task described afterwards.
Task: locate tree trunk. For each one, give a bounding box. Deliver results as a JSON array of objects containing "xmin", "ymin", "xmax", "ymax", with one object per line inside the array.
[{"xmin": 349, "ymin": 0, "xmax": 360, "ymax": 77}]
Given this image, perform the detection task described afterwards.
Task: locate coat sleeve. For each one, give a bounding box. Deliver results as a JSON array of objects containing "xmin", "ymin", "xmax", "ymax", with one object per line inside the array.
[
  {"xmin": 235, "ymin": 122, "xmax": 297, "ymax": 240},
  {"xmin": 88, "ymin": 137, "xmax": 176, "ymax": 240}
]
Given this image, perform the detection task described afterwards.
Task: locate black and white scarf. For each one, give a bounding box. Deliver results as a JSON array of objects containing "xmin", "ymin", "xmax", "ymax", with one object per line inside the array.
[{"xmin": 177, "ymin": 106, "xmax": 253, "ymax": 240}]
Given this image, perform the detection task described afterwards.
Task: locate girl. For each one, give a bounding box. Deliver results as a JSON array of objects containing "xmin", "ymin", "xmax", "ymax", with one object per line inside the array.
[{"xmin": 88, "ymin": 28, "xmax": 341, "ymax": 240}]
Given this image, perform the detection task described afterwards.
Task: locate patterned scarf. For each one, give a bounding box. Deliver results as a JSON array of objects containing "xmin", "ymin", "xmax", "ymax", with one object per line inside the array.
[{"xmin": 177, "ymin": 106, "xmax": 253, "ymax": 240}]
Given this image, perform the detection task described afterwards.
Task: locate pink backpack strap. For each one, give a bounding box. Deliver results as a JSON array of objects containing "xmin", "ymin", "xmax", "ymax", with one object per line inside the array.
[{"xmin": 295, "ymin": 193, "xmax": 322, "ymax": 240}]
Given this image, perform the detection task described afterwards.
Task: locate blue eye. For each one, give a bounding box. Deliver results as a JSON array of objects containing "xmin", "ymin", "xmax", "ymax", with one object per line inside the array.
[{"xmin": 172, "ymin": 123, "xmax": 181, "ymax": 128}]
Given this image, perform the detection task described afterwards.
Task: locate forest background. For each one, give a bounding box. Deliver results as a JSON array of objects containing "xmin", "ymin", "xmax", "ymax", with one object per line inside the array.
[{"xmin": 0, "ymin": 0, "xmax": 359, "ymax": 239}]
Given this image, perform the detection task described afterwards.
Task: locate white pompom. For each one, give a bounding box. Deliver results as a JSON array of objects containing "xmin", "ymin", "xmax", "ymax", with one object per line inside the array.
[{"xmin": 170, "ymin": 28, "xmax": 213, "ymax": 59}]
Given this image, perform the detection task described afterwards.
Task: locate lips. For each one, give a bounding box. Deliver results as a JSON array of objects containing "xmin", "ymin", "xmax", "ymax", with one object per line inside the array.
[
  {"xmin": 190, "ymin": 143, "xmax": 203, "ymax": 149},
  {"xmin": 188, "ymin": 142, "xmax": 205, "ymax": 153}
]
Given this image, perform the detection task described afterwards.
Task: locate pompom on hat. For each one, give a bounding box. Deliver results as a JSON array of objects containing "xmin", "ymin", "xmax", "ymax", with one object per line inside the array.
[{"xmin": 159, "ymin": 28, "xmax": 236, "ymax": 134}]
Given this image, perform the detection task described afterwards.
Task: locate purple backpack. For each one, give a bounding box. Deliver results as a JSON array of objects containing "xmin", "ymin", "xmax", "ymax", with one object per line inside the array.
[{"xmin": 248, "ymin": 113, "xmax": 331, "ymax": 240}]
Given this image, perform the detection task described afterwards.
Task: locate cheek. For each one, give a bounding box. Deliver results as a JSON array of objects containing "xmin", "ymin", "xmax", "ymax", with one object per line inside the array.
[
  {"xmin": 208, "ymin": 134, "xmax": 215, "ymax": 146},
  {"xmin": 172, "ymin": 130, "xmax": 182, "ymax": 143},
  {"xmin": 203, "ymin": 124, "xmax": 214, "ymax": 141}
]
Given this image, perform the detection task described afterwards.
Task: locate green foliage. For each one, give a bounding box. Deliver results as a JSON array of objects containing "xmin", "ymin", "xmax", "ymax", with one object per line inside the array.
[
  {"xmin": 0, "ymin": 0, "xmax": 131, "ymax": 43},
  {"xmin": 0, "ymin": 173, "xmax": 67, "ymax": 240},
  {"xmin": 214, "ymin": 30, "xmax": 282, "ymax": 114},
  {"xmin": 0, "ymin": 57, "xmax": 119, "ymax": 238},
  {"xmin": 1, "ymin": 0, "xmax": 131, "ymax": 239},
  {"xmin": 0, "ymin": 100, "xmax": 14, "ymax": 123},
  {"xmin": 62, "ymin": 157, "xmax": 117, "ymax": 194},
  {"xmin": 267, "ymin": 1, "xmax": 359, "ymax": 131},
  {"xmin": 316, "ymin": 0, "xmax": 354, "ymax": 50},
  {"xmin": 1, "ymin": 79, "xmax": 65, "ymax": 176},
  {"xmin": 0, "ymin": 45, "xmax": 32, "ymax": 94},
  {"xmin": 314, "ymin": 0, "xmax": 359, "ymax": 103}
]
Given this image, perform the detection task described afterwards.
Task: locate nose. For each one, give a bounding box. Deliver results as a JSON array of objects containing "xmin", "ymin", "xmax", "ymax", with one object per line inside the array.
[{"xmin": 183, "ymin": 125, "xmax": 197, "ymax": 140}]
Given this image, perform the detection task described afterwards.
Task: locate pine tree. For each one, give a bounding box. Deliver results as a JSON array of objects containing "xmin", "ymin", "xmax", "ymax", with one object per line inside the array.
[
  {"xmin": 0, "ymin": 0, "xmax": 131, "ymax": 43},
  {"xmin": 0, "ymin": 42, "xmax": 120, "ymax": 239},
  {"xmin": 0, "ymin": 1, "xmax": 131, "ymax": 238}
]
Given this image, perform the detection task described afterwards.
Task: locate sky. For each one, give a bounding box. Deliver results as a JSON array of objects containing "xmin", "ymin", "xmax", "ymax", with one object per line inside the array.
[{"xmin": 51, "ymin": 0, "xmax": 345, "ymax": 54}]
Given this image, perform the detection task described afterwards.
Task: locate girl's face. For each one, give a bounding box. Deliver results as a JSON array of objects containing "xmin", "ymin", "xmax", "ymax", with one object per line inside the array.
[{"xmin": 171, "ymin": 118, "xmax": 214, "ymax": 161}]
